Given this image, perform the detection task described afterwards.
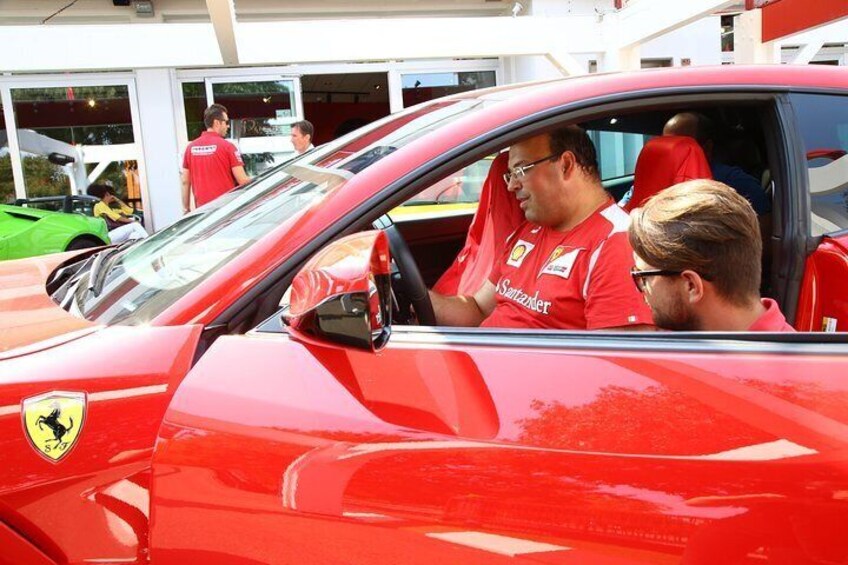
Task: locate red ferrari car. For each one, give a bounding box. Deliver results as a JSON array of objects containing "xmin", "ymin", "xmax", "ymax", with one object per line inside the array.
[{"xmin": 2, "ymin": 65, "xmax": 848, "ymax": 564}]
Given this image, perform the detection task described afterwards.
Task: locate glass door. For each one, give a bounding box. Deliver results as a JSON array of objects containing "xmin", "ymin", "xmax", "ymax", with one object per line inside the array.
[
  {"xmin": 400, "ymin": 70, "xmax": 496, "ymax": 108},
  {"xmin": 179, "ymin": 76, "xmax": 302, "ymax": 177},
  {"xmin": 2, "ymin": 78, "xmax": 146, "ymax": 218}
]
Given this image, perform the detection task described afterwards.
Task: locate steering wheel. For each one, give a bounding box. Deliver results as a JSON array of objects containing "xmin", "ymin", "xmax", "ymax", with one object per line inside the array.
[{"xmin": 377, "ymin": 217, "xmax": 437, "ymax": 326}]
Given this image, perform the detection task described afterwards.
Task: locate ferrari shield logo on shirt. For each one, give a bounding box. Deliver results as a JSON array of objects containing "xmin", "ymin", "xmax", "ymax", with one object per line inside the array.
[
  {"xmin": 22, "ymin": 391, "xmax": 86, "ymax": 463},
  {"xmin": 507, "ymin": 240, "xmax": 535, "ymax": 267},
  {"xmin": 539, "ymin": 246, "xmax": 582, "ymax": 279}
]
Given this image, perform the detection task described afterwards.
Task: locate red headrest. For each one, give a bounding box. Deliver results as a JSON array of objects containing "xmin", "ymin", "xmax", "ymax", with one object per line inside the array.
[
  {"xmin": 432, "ymin": 151, "xmax": 523, "ymax": 296},
  {"xmin": 624, "ymin": 136, "xmax": 712, "ymax": 212}
]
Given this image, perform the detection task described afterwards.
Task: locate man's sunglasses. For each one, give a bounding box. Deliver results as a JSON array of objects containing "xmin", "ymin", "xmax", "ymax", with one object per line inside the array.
[{"xmin": 630, "ymin": 267, "xmax": 683, "ymax": 293}]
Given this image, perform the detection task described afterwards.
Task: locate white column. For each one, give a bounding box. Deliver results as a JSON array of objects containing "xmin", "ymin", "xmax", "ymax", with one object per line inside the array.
[
  {"xmin": 1, "ymin": 85, "xmax": 26, "ymax": 200},
  {"xmin": 387, "ymin": 67, "xmax": 404, "ymax": 113},
  {"xmin": 206, "ymin": 0, "xmax": 240, "ymax": 65},
  {"xmin": 601, "ymin": 45, "xmax": 641, "ymax": 72},
  {"xmin": 787, "ymin": 40, "xmax": 824, "ymax": 65},
  {"xmin": 134, "ymin": 68, "xmax": 183, "ymax": 231},
  {"xmin": 734, "ymin": 10, "xmax": 779, "ymax": 64},
  {"xmin": 545, "ymin": 50, "xmax": 587, "ymax": 77}
]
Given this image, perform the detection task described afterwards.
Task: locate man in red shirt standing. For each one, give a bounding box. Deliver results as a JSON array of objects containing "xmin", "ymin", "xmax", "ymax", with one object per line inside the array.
[
  {"xmin": 181, "ymin": 104, "xmax": 251, "ymax": 214},
  {"xmin": 430, "ymin": 126, "xmax": 653, "ymax": 331},
  {"xmin": 628, "ymin": 179, "xmax": 794, "ymax": 332}
]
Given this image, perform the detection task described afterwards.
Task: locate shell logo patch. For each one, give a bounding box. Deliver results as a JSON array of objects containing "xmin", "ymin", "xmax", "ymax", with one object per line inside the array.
[
  {"xmin": 22, "ymin": 391, "xmax": 86, "ymax": 463},
  {"xmin": 539, "ymin": 246, "xmax": 582, "ymax": 279},
  {"xmin": 507, "ymin": 240, "xmax": 535, "ymax": 267}
]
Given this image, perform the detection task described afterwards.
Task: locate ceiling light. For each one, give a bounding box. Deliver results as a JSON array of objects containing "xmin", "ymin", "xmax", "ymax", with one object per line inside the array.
[
  {"xmin": 87, "ymin": 99, "xmax": 97, "ymax": 108},
  {"xmin": 609, "ymin": 118, "xmax": 618, "ymax": 125}
]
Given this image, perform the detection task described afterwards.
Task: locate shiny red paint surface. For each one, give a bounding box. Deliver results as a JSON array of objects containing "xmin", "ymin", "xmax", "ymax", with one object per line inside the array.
[
  {"xmin": 0, "ymin": 251, "xmax": 96, "ymax": 354},
  {"xmin": 795, "ymin": 233, "xmax": 848, "ymax": 331},
  {"xmin": 288, "ymin": 230, "xmax": 390, "ymax": 318},
  {"xmin": 0, "ymin": 324, "xmax": 201, "ymax": 564},
  {"xmin": 152, "ymin": 333, "xmax": 848, "ymax": 563}
]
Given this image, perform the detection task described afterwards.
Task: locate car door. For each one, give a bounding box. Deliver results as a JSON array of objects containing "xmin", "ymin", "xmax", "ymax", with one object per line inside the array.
[
  {"xmin": 0, "ymin": 323, "xmax": 202, "ymax": 564},
  {"xmin": 150, "ymin": 235, "xmax": 848, "ymax": 564}
]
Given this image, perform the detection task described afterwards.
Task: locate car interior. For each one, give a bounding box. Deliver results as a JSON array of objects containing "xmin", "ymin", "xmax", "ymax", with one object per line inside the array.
[
  {"xmin": 215, "ymin": 95, "xmax": 820, "ymax": 345},
  {"xmin": 373, "ymin": 103, "xmax": 780, "ymax": 322}
]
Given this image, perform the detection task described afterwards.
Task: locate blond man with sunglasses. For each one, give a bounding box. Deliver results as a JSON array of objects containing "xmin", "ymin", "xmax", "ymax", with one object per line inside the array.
[
  {"xmin": 629, "ymin": 179, "xmax": 794, "ymax": 332},
  {"xmin": 430, "ymin": 125, "xmax": 653, "ymax": 330}
]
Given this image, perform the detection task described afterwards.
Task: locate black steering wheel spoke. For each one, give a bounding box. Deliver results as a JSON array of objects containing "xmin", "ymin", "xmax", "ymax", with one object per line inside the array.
[{"xmin": 374, "ymin": 216, "xmax": 437, "ymax": 326}]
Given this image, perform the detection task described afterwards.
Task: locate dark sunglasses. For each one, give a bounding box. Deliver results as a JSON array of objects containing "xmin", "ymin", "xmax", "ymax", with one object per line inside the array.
[{"xmin": 630, "ymin": 267, "xmax": 683, "ymax": 293}]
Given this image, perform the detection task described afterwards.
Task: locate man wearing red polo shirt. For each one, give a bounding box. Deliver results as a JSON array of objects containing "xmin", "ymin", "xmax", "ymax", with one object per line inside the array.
[
  {"xmin": 181, "ymin": 104, "xmax": 251, "ymax": 213},
  {"xmin": 628, "ymin": 179, "xmax": 794, "ymax": 332},
  {"xmin": 430, "ymin": 126, "xmax": 654, "ymax": 331}
]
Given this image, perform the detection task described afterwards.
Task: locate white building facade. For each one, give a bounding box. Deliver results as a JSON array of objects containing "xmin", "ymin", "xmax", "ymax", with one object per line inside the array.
[{"xmin": 0, "ymin": 0, "xmax": 841, "ymax": 229}]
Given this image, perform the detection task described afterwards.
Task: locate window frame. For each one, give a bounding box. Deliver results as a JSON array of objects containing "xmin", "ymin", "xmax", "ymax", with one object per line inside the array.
[{"xmin": 214, "ymin": 89, "xmax": 799, "ymax": 339}]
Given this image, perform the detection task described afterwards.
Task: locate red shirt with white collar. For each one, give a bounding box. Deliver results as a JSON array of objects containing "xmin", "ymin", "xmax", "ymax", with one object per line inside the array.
[
  {"xmin": 182, "ymin": 131, "xmax": 245, "ymax": 206},
  {"xmin": 481, "ymin": 201, "xmax": 653, "ymax": 330},
  {"xmin": 748, "ymin": 298, "xmax": 795, "ymax": 332}
]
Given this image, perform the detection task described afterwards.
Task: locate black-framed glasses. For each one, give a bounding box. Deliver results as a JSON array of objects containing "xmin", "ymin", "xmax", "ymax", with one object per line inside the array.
[
  {"xmin": 630, "ymin": 267, "xmax": 683, "ymax": 293},
  {"xmin": 503, "ymin": 153, "xmax": 558, "ymax": 185}
]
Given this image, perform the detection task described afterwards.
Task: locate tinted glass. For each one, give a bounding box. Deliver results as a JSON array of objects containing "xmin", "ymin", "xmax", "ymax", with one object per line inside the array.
[
  {"xmin": 12, "ymin": 85, "xmax": 133, "ymax": 198},
  {"xmin": 791, "ymin": 93, "xmax": 848, "ymax": 235},
  {"xmin": 212, "ymin": 79, "xmax": 298, "ymax": 175},
  {"xmin": 402, "ymin": 71, "xmax": 496, "ymax": 107},
  {"xmin": 181, "ymin": 81, "xmax": 206, "ymax": 142}
]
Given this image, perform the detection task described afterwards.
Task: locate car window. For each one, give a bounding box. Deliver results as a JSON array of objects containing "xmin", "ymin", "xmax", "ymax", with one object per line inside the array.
[
  {"xmin": 790, "ymin": 93, "xmax": 848, "ymax": 236},
  {"xmin": 72, "ymin": 199, "xmax": 96, "ymax": 216},
  {"xmin": 60, "ymin": 98, "xmax": 491, "ymax": 325},
  {"xmin": 25, "ymin": 199, "xmax": 63, "ymax": 213},
  {"xmin": 591, "ymin": 130, "xmax": 650, "ymax": 180},
  {"xmin": 588, "ymin": 129, "xmax": 651, "ymax": 202},
  {"xmin": 391, "ymin": 155, "xmax": 496, "ymax": 221}
]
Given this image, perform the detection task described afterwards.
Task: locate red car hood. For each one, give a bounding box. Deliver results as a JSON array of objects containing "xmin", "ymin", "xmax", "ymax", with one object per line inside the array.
[{"xmin": 0, "ymin": 252, "xmax": 97, "ymax": 356}]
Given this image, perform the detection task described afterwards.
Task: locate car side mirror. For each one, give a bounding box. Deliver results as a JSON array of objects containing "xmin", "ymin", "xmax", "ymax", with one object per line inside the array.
[{"xmin": 283, "ymin": 230, "xmax": 392, "ymax": 351}]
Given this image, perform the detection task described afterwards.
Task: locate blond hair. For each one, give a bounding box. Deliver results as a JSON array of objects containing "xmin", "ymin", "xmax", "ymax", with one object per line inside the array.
[{"xmin": 629, "ymin": 179, "xmax": 762, "ymax": 305}]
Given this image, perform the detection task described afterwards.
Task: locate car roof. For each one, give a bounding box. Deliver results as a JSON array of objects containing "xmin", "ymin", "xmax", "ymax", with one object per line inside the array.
[{"xmin": 454, "ymin": 64, "xmax": 848, "ymax": 106}]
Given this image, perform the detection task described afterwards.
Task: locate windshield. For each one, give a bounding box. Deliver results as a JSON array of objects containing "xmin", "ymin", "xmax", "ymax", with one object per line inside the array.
[{"xmin": 54, "ymin": 98, "xmax": 487, "ymax": 325}]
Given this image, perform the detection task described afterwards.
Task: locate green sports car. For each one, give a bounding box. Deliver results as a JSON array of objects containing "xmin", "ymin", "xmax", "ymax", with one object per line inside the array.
[{"xmin": 0, "ymin": 203, "xmax": 110, "ymax": 261}]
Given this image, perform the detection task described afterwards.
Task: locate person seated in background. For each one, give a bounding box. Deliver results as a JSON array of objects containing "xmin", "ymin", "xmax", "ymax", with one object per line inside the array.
[
  {"xmin": 86, "ymin": 183, "xmax": 148, "ymax": 244},
  {"xmin": 430, "ymin": 125, "xmax": 653, "ymax": 331},
  {"xmin": 628, "ymin": 179, "xmax": 794, "ymax": 332},
  {"xmin": 663, "ymin": 112, "xmax": 770, "ymax": 215}
]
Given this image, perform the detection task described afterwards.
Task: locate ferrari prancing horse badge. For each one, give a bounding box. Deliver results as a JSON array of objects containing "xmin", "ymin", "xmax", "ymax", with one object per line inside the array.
[{"xmin": 22, "ymin": 391, "xmax": 86, "ymax": 462}]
